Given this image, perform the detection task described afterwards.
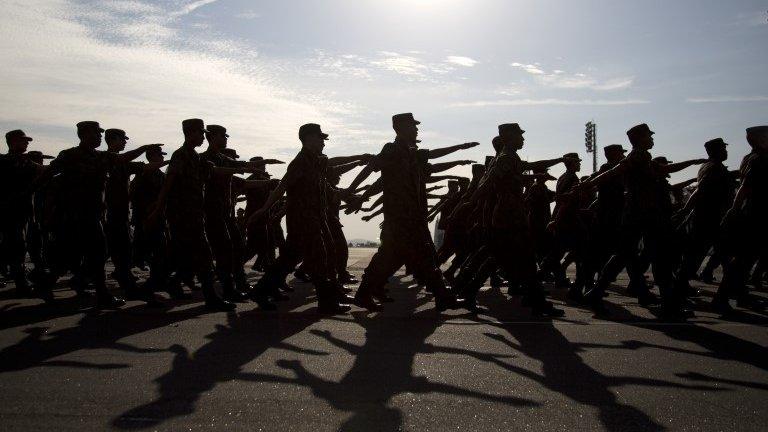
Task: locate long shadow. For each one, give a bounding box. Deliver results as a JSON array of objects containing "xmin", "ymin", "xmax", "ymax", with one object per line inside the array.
[
  {"xmin": 112, "ymin": 281, "xmax": 322, "ymax": 429},
  {"xmin": 0, "ymin": 303, "xmax": 207, "ymax": 373},
  {"xmin": 475, "ymin": 298, "xmax": 725, "ymax": 432},
  {"xmin": 235, "ymin": 277, "xmax": 538, "ymax": 432}
]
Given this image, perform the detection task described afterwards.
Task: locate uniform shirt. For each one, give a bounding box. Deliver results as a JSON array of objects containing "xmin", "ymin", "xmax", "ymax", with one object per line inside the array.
[
  {"xmin": 166, "ymin": 145, "xmax": 212, "ymax": 218},
  {"xmin": 0, "ymin": 153, "xmax": 39, "ymax": 217},
  {"xmin": 368, "ymin": 139, "xmax": 428, "ymax": 224},
  {"xmin": 282, "ymin": 148, "xmax": 327, "ymax": 229},
  {"xmin": 621, "ymin": 149, "xmax": 661, "ymax": 223},
  {"xmin": 596, "ymin": 161, "xmax": 624, "ymax": 219},
  {"xmin": 200, "ymin": 150, "xmax": 243, "ymax": 216},
  {"xmin": 525, "ymin": 181, "xmax": 554, "ymax": 231},
  {"xmin": 477, "ymin": 151, "xmax": 526, "ymax": 229},
  {"xmin": 553, "ymin": 170, "xmax": 580, "ymax": 215},
  {"xmin": 694, "ymin": 160, "xmax": 734, "ymax": 220},
  {"xmin": 48, "ymin": 146, "xmax": 121, "ymax": 220},
  {"xmin": 130, "ymin": 168, "xmax": 165, "ymax": 222},
  {"xmin": 325, "ymin": 183, "xmax": 343, "ymax": 227},
  {"xmin": 741, "ymin": 150, "xmax": 768, "ymax": 218},
  {"xmin": 106, "ymin": 157, "xmax": 144, "ymax": 221}
]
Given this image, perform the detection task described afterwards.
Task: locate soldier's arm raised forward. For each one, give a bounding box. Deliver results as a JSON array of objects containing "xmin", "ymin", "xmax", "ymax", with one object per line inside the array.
[
  {"xmin": 661, "ymin": 158, "xmax": 708, "ymax": 174},
  {"xmin": 327, "ymin": 153, "xmax": 373, "ymax": 166},
  {"xmin": 429, "ymin": 160, "xmax": 474, "ymax": 174},
  {"xmin": 427, "ymin": 142, "xmax": 479, "ymax": 159}
]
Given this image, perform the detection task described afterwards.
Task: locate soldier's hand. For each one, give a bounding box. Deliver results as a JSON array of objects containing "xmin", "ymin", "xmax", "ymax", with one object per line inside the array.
[
  {"xmin": 142, "ymin": 143, "xmax": 164, "ymax": 153},
  {"xmin": 361, "ymin": 215, "xmax": 372, "ymax": 222},
  {"xmin": 461, "ymin": 142, "xmax": 480, "ymax": 150}
]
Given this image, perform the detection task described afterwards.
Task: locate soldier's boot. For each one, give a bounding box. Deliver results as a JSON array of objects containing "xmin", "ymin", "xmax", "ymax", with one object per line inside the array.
[
  {"xmin": 339, "ymin": 271, "xmax": 359, "ymax": 285},
  {"xmin": 221, "ymin": 274, "xmax": 249, "ymax": 303},
  {"xmin": 10, "ymin": 265, "xmax": 32, "ymax": 296},
  {"xmin": 352, "ymin": 279, "xmax": 382, "ymax": 312},
  {"xmin": 121, "ymin": 272, "xmax": 163, "ymax": 307},
  {"xmin": 234, "ymin": 270, "xmax": 253, "ymax": 294},
  {"xmin": 31, "ymin": 270, "xmax": 56, "ymax": 303},
  {"xmin": 95, "ymin": 281, "xmax": 126, "ymax": 309},
  {"xmin": 248, "ymin": 274, "xmax": 278, "ymax": 311},
  {"xmin": 293, "ymin": 269, "xmax": 312, "ymax": 283},
  {"xmin": 530, "ymin": 298, "xmax": 566, "ymax": 318},
  {"xmin": 200, "ymin": 275, "xmax": 236, "ymax": 312}
]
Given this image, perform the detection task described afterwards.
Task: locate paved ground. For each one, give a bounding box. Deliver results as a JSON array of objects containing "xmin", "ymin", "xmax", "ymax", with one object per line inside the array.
[{"xmin": 1, "ymin": 248, "xmax": 767, "ymax": 431}]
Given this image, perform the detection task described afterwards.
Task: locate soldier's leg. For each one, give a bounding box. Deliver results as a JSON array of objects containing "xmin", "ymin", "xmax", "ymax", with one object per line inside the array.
[
  {"xmin": 82, "ymin": 219, "xmax": 124, "ymax": 308},
  {"xmin": 226, "ymin": 216, "xmax": 251, "ymax": 292},
  {"xmin": 205, "ymin": 214, "xmax": 238, "ymax": 296},
  {"xmin": 355, "ymin": 224, "xmax": 406, "ymax": 306},
  {"xmin": 401, "ymin": 227, "xmax": 455, "ymax": 307},
  {"xmin": 2, "ymin": 216, "xmax": 29, "ymax": 294},
  {"xmin": 106, "ymin": 216, "xmax": 138, "ymax": 295}
]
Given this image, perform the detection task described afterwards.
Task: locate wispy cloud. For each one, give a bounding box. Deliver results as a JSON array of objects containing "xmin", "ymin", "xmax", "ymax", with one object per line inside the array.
[
  {"xmin": 511, "ymin": 62, "xmax": 633, "ymax": 91},
  {"xmin": 450, "ymin": 98, "xmax": 650, "ymax": 107},
  {"xmin": 235, "ymin": 10, "xmax": 261, "ymax": 20},
  {"xmin": 446, "ymin": 56, "xmax": 478, "ymax": 67},
  {"xmin": 172, "ymin": 0, "xmax": 221, "ymax": 17},
  {"xmin": 686, "ymin": 95, "xmax": 768, "ymax": 103},
  {"xmin": 0, "ymin": 0, "xmax": 347, "ymax": 156}
]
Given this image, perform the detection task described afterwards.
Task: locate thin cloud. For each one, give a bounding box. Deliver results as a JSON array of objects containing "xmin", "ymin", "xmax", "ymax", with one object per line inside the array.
[
  {"xmin": 511, "ymin": 62, "xmax": 633, "ymax": 91},
  {"xmin": 446, "ymin": 56, "xmax": 478, "ymax": 67},
  {"xmin": 686, "ymin": 95, "xmax": 768, "ymax": 103},
  {"xmin": 172, "ymin": 0, "xmax": 221, "ymax": 17},
  {"xmin": 450, "ymin": 98, "xmax": 650, "ymax": 107}
]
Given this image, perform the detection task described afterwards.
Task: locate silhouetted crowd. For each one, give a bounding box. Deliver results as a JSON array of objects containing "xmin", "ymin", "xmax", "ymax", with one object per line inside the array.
[{"xmin": 1, "ymin": 116, "xmax": 766, "ymax": 320}]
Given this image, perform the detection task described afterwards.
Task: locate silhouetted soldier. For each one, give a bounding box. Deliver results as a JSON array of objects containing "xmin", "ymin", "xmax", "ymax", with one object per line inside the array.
[
  {"xmin": 201, "ymin": 125, "xmax": 267, "ymax": 302},
  {"xmin": 39, "ymin": 122, "xmax": 159, "ymax": 307},
  {"xmin": 242, "ymin": 156, "xmax": 283, "ymax": 271},
  {"xmin": 248, "ymin": 123, "xmax": 352, "ymax": 314},
  {"xmin": 23, "ymin": 150, "xmax": 54, "ymax": 283},
  {"xmin": 454, "ymin": 124, "xmax": 568, "ymax": 316},
  {"xmin": 0, "ymin": 130, "xmax": 46, "ymax": 298},
  {"xmin": 148, "ymin": 118, "xmax": 236, "ymax": 312},
  {"xmin": 525, "ymin": 167, "xmax": 556, "ymax": 265},
  {"xmin": 714, "ymin": 126, "xmax": 768, "ymax": 313},
  {"xmin": 581, "ymin": 123, "xmax": 706, "ymax": 319},
  {"xmin": 592, "ymin": 144, "xmax": 627, "ymax": 272},
  {"xmin": 344, "ymin": 113, "xmax": 462, "ymax": 311},
  {"xmin": 104, "ymin": 128, "xmax": 160, "ymax": 304},
  {"xmin": 676, "ymin": 138, "xmax": 735, "ymax": 294}
]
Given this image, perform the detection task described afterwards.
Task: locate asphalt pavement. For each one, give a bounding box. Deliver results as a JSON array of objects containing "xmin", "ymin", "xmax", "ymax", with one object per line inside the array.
[{"xmin": 1, "ymin": 248, "xmax": 767, "ymax": 431}]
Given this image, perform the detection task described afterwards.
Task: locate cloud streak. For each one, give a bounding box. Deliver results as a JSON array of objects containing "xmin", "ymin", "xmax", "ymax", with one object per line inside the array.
[
  {"xmin": 686, "ymin": 95, "xmax": 768, "ymax": 103},
  {"xmin": 510, "ymin": 62, "xmax": 633, "ymax": 91},
  {"xmin": 450, "ymin": 98, "xmax": 650, "ymax": 107}
]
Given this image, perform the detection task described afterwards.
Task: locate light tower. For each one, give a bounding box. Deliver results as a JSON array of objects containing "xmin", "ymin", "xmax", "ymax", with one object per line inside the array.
[{"xmin": 585, "ymin": 121, "xmax": 597, "ymax": 173}]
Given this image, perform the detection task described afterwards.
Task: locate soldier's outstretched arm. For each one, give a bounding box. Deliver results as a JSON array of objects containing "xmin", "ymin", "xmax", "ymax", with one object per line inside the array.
[
  {"xmin": 328, "ymin": 153, "xmax": 373, "ymax": 166},
  {"xmin": 662, "ymin": 158, "xmax": 708, "ymax": 174},
  {"xmin": 426, "ymin": 175, "xmax": 464, "ymax": 183},
  {"xmin": 328, "ymin": 159, "xmax": 366, "ymax": 178},
  {"xmin": 425, "ymin": 185, "xmax": 445, "ymax": 193},
  {"xmin": 672, "ymin": 178, "xmax": 697, "ymax": 190},
  {"xmin": 427, "ymin": 142, "xmax": 479, "ymax": 159},
  {"xmin": 522, "ymin": 156, "xmax": 566, "ymax": 172},
  {"xmin": 427, "ymin": 197, "xmax": 449, "ymax": 221},
  {"xmin": 429, "ymin": 160, "xmax": 474, "ymax": 174},
  {"xmin": 361, "ymin": 208, "xmax": 383, "ymax": 221},
  {"xmin": 120, "ymin": 144, "xmax": 163, "ymax": 162},
  {"xmin": 361, "ymin": 195, "xmax": 384, "ymax": 212},
  {"xmin": 345, "ymin": 163, "xmax": 375, "ymax": 195}
]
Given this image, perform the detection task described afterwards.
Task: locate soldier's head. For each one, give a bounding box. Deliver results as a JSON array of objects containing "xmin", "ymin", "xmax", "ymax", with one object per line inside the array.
[
  {"xmin": 298, "ymin": 123, "xmax": 328, "ymax": 154},
  {"xmin": 447, "ymin": 180, "xmax": 459, "ymax": 192},
  {"xmin": 603, "ymin": 144, "xmax": 627, "ymax": 164},
  {"xmin": 104, "ymin": 129, "xmax": 128, "ymax": 152},
  {"xmin": 652, "ymin": 156, "xmax": 672, "ymax": 178},
  {"xmin": 5, "ymin": 129, "xmax": 33, "ymax": 154},
  {"xmin": 627, "ymin": 123, "xmax": 654, "ymax": 150},
  {"xmin": 497, "ymin": 123, "xmax": 525, "ymax": 151},
  {"xmin": 704, "ymin": 138, "xmax": 728, "ymax": 162},
  {"xmin": 563, "ymin": 153, "xmax": 582, "ymax": 172},
  {"xmin": 471, "ymin": 163, "xmax": 485, "ymax": 179},
  {"xmin": 392, "ymin": 113, "xmax": 420, "ymax": 142},
  {"xmin": 746, "ymin": 126, "xmax": 768, "ymax": 151},
  {"xmin": 146, "ymin": 144, "xmax": 166, "ymax": 163},
  {"xmin": 76, "ymin": 121, "xmax": 104, "ymax": 150},
  {"xmin": 182, "ymin": 118, "xmax": 207, "ymax": 147},
  {"xmin": 205, "ymin": 125, "xmax": 229, "ymax": 151}
]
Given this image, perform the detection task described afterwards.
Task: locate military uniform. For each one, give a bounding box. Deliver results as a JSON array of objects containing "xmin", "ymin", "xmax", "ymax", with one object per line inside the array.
[
  {"xmin": 130, "ymin": 157, "xmax": 169, "ymax": 293},
  {"xmin": 355, "ymin": 128, "xmax": 456, "ymax": 310}
]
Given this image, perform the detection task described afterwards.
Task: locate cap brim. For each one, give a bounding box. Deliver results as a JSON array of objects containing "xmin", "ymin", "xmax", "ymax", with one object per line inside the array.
[
  {"xmin": 124, "ymin": 136, "xmax": 130, "ymax": 140},
  {"xmin": 414, "ymin": 120, "xmax": 421, "ymax": 125},
  {"xmin": 23, "ymin": 137, "xmax": 33, "ymax": 142},
  {"xmin": 321, "ymin": 133, "xmax": 329, "ymax": 140}
]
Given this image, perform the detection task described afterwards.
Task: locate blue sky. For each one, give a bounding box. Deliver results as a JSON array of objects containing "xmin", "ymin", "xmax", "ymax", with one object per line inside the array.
[{"xmin": 1, "ymin": 0, "xmax": 766, "ymax": 240}]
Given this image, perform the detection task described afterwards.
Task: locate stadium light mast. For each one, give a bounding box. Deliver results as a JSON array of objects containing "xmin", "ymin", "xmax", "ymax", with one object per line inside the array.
[{"xmin": 585, "ymin": 121, "xmax": 597, "ymax": 173}]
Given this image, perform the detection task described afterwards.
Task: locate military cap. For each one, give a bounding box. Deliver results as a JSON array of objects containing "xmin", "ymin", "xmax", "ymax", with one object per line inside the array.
[
  {"xmin": 5, "ymin": 129, "xmax": 33, "ymax": 142},
  {"xmin": 704, "ymin": 138, "xmax": 728, "ymax": 149},
  {"xmin": 25, "ymin": 150, "xmax": 54, "ymax": 160},
  {"xmin": 563, "ymin": 152, "xmax": 582, "ymax": 162},
  {"xmin": 298, "ymin": 123, "xmax": 329, "ymax": 140},
  {"xmin": 105, "ymin": 128, "xmax": 129, "ymax": 141},
  {"xmin": 392, "ymin": 113, "xmax": 420, "ymax": 128},
  {"xmin": 604, "ymin": 144, "xmax": 627, "ymax": 154},
  {"xmin": 221, "ymin": 148, "xmax": 239, "ymax": 159},
  {"xmin": 626, "ymin": 123, "xmax": 654, "ymax": 138},
  {"xmin": 145, "ymin": 145, "xmax": 167, "ymax": 157},
  {"xmin": 182, "ymin": 118, "xmax": 207, "ymax": 133},
  {"xmin": 652, "ymin": 156, "xmax": 672, "ymax": 165},
  {"xmin": 498, "ymin": 123, "xmax": 525, "ymax": 136},
  {"xmin": 76, "ymin": 121, "xmax": 104, "ymax": 132},
  {"xmin": 746, "ymin": 126, "xmax": 768, "ymax": 136},
  {"xmin": 207, "ymin": 125, "xmax": 229, "ymax": 137}
]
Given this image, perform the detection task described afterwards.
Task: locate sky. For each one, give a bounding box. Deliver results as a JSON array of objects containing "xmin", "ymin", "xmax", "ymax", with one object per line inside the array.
[{"xmin": 1, "ymin": 0, "xmax": 766, "ymax": 241}]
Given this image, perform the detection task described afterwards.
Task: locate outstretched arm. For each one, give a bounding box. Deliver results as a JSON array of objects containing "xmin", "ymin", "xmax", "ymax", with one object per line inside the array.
[
  {"xmin": 672, "ymin": 178, "xmax": 697, "ymax": 190},
  {"xmin": 429, "ymin": 160, "xmax": 474, "ymax": 174},
  {"xmin": 662, "ymin": 158, "xmax": 708, "ymax": 174},
  {"xmin": 120, "ymin": 144, "xmax": 162, "ymax": 162},
  {"xmin": 328, "ymin": 153, "xmax": 373, "ymax": 166},
  {"xmin": 427, "ymin": 142, "xmax": 479, "ymax": 159},
  {"xmin": 426, "ymin": 175, "xmax": 465, "ymax": 183},
  {"xmin": 328, "ymin": 159, "xmax": 366, "ymax": 178},
  {"xmin": 361, "ymin": 208, "xmax": 384, "ymax": 221},
  {"xmin": 521, "ymin": 157, "xmax": 565, "ymax": 172}
]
